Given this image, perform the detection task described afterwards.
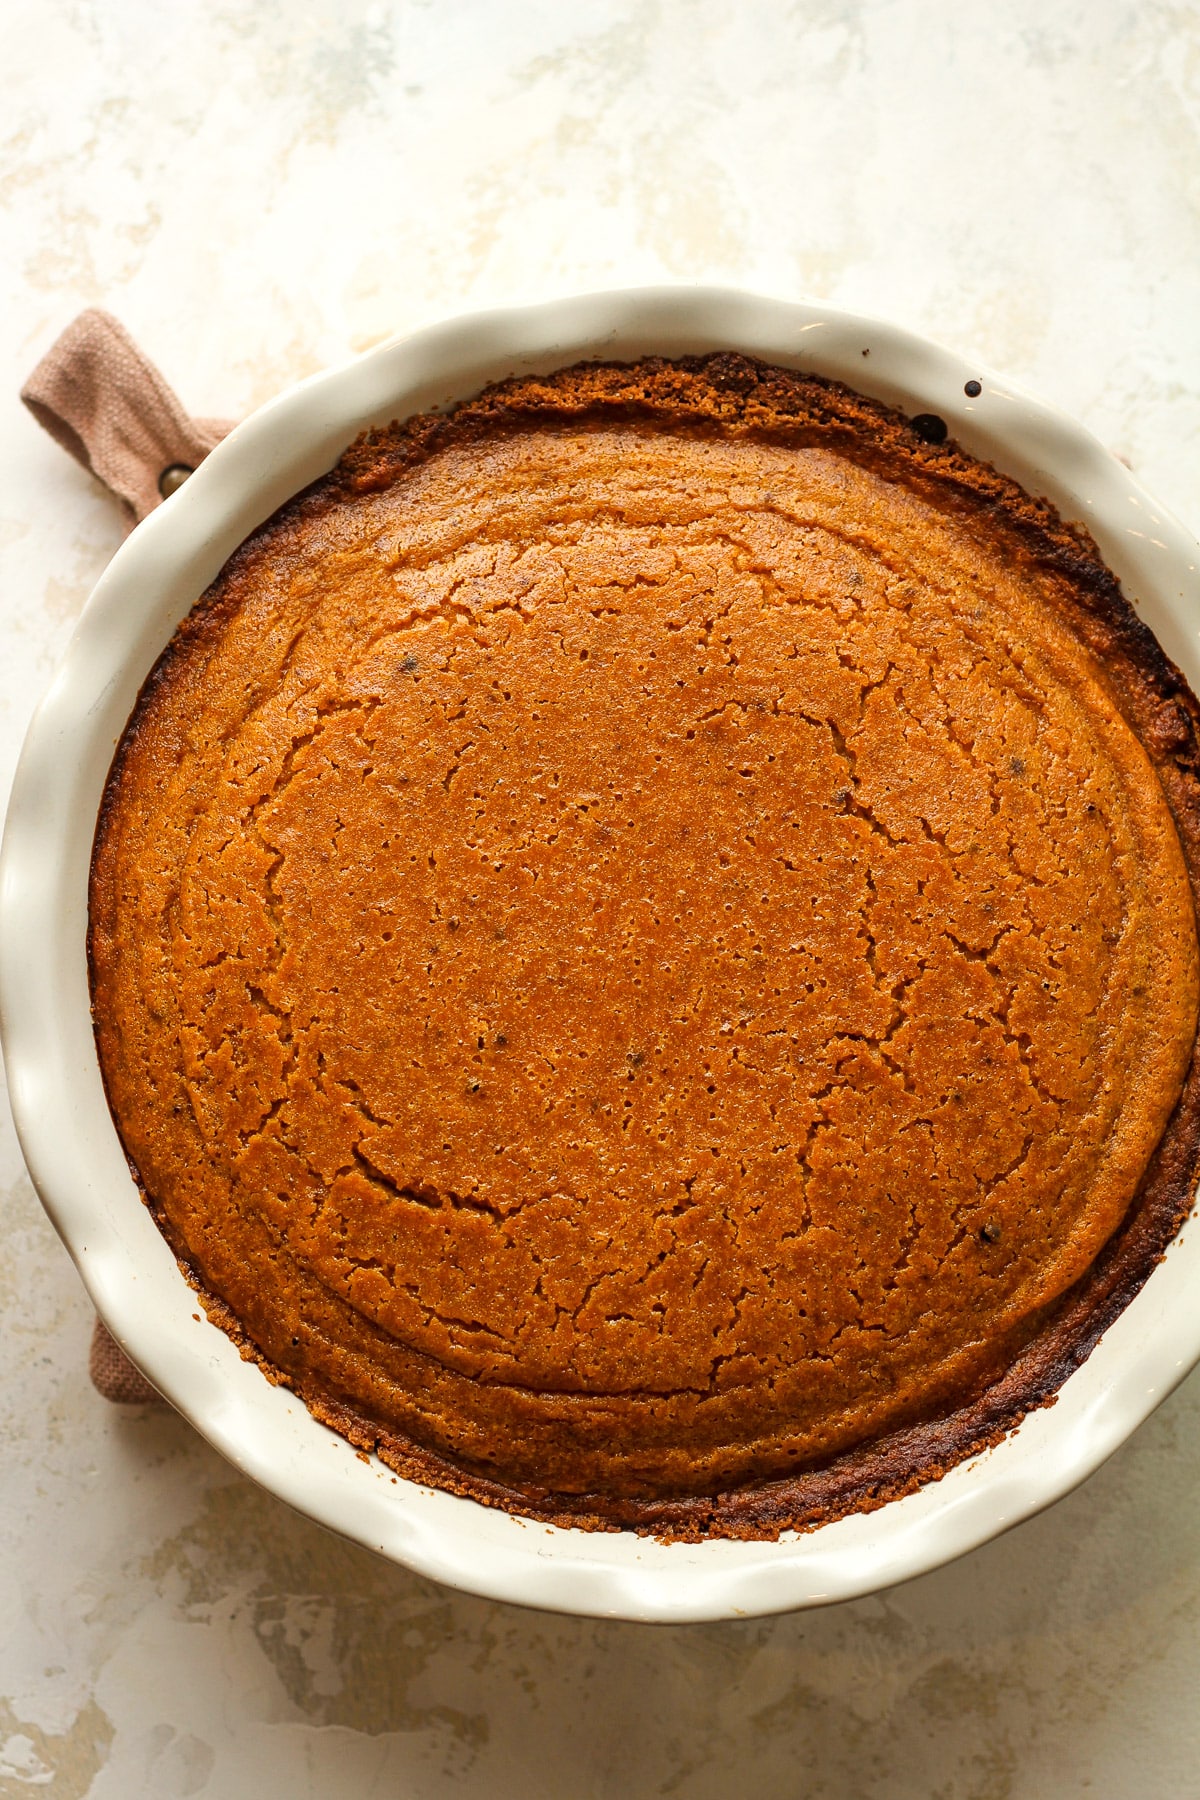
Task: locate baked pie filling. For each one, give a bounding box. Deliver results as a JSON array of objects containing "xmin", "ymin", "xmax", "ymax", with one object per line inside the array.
[{"xmin": 89, "ymin": 357, "xmax": 1200, "ymax": 1536}]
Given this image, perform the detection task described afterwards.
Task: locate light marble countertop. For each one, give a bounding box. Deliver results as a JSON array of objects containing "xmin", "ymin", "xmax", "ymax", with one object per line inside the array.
[{"xmin": 5, "ymin": 4, "xmax": 1200, "ymax": 1795}]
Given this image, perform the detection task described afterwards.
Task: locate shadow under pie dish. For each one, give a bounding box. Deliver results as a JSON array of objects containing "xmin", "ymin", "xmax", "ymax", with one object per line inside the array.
[{"xmin": 86, "ymin": 348, "xmax": 1200, "ymax": 1540}]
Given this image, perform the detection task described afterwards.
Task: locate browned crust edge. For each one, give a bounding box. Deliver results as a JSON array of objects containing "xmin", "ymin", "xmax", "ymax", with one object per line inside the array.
[{"xmin": 89, "ymin": 353, "xmax": 1200, "ymax": 1541}]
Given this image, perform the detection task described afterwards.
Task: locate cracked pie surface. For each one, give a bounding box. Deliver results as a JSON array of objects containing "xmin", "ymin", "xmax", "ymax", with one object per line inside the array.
[{"xmin": 88, "ymin": 356, "xmax": 1200, "ymax": 1537}]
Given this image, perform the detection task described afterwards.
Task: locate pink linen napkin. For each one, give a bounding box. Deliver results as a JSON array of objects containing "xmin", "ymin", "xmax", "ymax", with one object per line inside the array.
[{"xmin": 21, "ymin": 309, "xmax": 237, "ymax": 1402}]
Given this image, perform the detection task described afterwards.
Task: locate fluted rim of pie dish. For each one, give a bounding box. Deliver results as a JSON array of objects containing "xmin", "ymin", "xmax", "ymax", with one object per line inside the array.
[{"xmin": 3, "ymin": 287, "xmax": 1200, "ymax": 1622}]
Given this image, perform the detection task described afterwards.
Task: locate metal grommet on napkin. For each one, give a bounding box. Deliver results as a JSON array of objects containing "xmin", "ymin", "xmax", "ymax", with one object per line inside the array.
[{"xmin": 158, "ymin": 462, "xmax": 195, "ymax": 498}]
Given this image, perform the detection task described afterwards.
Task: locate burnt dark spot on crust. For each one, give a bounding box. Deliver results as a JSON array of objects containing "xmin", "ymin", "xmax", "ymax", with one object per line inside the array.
[{"xmin": 909, "ymin": 413, "xmax": 949, "ymax": 444}]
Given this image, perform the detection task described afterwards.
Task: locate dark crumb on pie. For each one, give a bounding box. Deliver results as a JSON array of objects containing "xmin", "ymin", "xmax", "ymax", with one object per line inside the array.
[{"xmin": 909, "ymin": 412, "xmax": 949, "ymax": 443}]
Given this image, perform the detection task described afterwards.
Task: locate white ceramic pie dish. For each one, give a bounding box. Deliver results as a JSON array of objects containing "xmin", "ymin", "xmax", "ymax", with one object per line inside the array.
[{"xmin": 3, "ymin": 287, "xmax": 1200, "ymax": 1622}]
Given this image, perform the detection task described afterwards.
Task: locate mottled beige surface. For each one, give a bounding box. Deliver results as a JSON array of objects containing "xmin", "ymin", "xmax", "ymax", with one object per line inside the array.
[{"xmin": 5, "ymin": 2, "xmax": 1200, "ymax": 1795}]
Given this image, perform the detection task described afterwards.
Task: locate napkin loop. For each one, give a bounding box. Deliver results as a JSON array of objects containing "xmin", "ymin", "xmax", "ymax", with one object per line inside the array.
[{"xmin": 21, "ymin": 308, "xmax": 234, "ymax": 531}]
